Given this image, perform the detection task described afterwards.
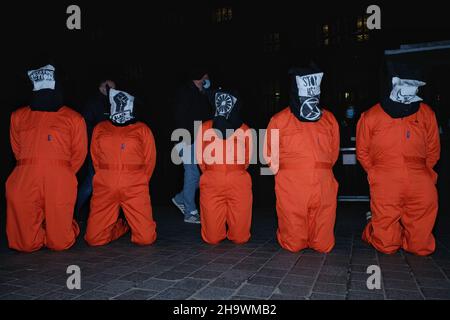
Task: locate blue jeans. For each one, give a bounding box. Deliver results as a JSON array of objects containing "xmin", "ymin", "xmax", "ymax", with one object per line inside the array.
[
  {"xmin": 75, "ymin": 156, "xmax": 94, "ymax": 219},
  {"xmin": 174, "ymin": 143, "xmax": 200, "ymax": 215}
]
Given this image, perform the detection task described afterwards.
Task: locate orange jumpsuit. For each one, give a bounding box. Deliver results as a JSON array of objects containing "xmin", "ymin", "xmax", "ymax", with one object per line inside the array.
[
  {"xmin": 196, "ymin": 121, "xmax": 253, "ymax": 244},
  {"xmin": 265, "ymin": 108, "xmax": 339, "ymax": 253},
  {"xmin": 85, "ymin": 120, "xmax": 157, "ymax": 246},
  {"xmin": 357, "ymin": 103, "xmax": 440, "ymax": 256},
  {"xmin": 6, "ymin": 106, "xmax": 87, "ymax": 252}
]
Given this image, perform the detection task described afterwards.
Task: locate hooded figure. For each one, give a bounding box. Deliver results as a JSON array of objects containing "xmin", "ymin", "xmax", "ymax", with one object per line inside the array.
[
  {"xmin": 211, "ymin": 89, "xmax": 244, "ymax": 138},
  {"xmin": 85, "ymin": 88, "xmax": 157, "ymax": 246},
  {"xmin": 357, "ymin": 62, "xmax": 440, "ymax": 255},
  {"xmin": 264, "ymin": 67, "xmax": 340, "ymax": 253},
  {"xmin": 289, "ymin": 66, "xmax": 324, "ymax": 122},
  {"xmin": 196, "ymin": 89, "xmax": 253, "ymax": 244},
  {"xmin": 6, "ymin": 65, "xmax": 87, "ymax": 252}
]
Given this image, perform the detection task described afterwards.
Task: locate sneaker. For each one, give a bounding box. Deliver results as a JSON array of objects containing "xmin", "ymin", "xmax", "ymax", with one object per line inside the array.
[
  {"xmin": 366, "ymin": 211, "xmax": 372, "ymax": 221},
  {"xmin": 184, "ymin": 211, "xmax": 201, "ymax": 224},
  {"xmin": 171, "ymin": 197, "xmax": 185, "ymax": 215}
]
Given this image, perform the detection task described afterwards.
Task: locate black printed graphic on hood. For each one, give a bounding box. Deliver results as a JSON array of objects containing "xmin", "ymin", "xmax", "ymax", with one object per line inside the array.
[
  {"xmin": 211, "ymin": 89, "xmax": 243, "ymax": 139},
  {"xmin": 289, "ymin": 67, "xmax": 324, "ymax": 122},
  {"xmin": 109, "ymin": 89, "xmax": 136, "ymax": 126}
]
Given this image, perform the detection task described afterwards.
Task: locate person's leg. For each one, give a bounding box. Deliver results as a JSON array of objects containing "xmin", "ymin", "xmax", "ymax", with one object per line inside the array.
[
  {"xmin": 6, "ymin": 168, "xmax": 46, "ymax": 252},
  {"xmin": 309, "ymin": 174, "xmax": 338, "ymax": 253},
  {"xmin": 44, "ymin": 167, "xmax": 80, "ymax": 251},
  {"xmin": 401, "ymin": 170, "xmax": 438, "ymax": 256},
  {"xmin": 275, "ymin": 173, "xmax": 310, "ymax": 252},
  {"xmin": 85, "ymin": 177, "xmax": 128, "ymax": 246},
  {"xmin": 121, "ymin": 185, "xmax": 157, "ymax": 245},
  {"xmin": 362, "ymin": 172, "xmax": 403, "ymax": 254},
  {"xmin": 226, "ymin": 172, "xmax": 252, "ymax": 244},
  {"xmin": 182, "ymin": 143, "xmax": 200, "ymax": 222},
  {"xmin": 200, "ymin": 172, "xmax": 227, "ymax": 244}
]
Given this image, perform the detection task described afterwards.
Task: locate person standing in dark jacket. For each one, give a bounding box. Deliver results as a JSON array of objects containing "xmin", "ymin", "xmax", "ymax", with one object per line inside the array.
[
  {"xmin": 172, "ymin": 69, "xmax": 214, "ymax": 223},
  {"xmin": 75, "ymin": 79, "xmax": 116, "ymax": 224}
]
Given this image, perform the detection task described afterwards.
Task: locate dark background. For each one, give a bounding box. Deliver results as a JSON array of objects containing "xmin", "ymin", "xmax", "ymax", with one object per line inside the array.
[{"xmin": 0, "ymin": 0, "xmax": 449, "ymax": 245}]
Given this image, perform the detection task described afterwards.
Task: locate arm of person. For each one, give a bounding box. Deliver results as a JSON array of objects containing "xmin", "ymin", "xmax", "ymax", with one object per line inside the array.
[
  {"xmin": 264, "ymin": 117, "xmax": 279, "ymax": 175},
  {"xmin": 356, "ymin": 112, "xmax": 373, "ymax": 173},
  {"xmin": 143, "ymin": 125, "xmax": 157, "ymax": 180},
  {"xmin": 9, "ymin": 112, "xmax": 20, "ymax": 159},
  {"xmin": 425, "ymin": 109, "xmax": 440, "ymax": 169},
  {"xmin": 71, "ymin": 116, "xmax": 88, "ymax": 173},
  {"xmin": 330, "ymin": 113, "xmax": 340, "ymax": 165}
]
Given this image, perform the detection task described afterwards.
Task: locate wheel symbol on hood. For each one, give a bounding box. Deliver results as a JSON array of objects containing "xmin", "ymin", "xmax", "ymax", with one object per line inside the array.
[
  {"xmin": 300, "ymin": 97, "xmax": 321, "ymax": 121},
  {"xmin": 216, "ymin": 93, "xmax": 234, "ymax": 116}
]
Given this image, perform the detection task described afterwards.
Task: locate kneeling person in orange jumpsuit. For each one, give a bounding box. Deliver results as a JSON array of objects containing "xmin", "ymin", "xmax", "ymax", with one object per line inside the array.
[
  {"xmin": 6, "ymin": 64, "xmax": 87, "ymax": 252},
  {"xmin": 265, "ymin": 66, "xmax": 340, "ymax": 253},
  {"xmin": 196, "ymin": 89, "xmax": 253, "ymax": 244},
  {"xmin": 357, "ymin": 63, "xmax": 440, "ymax": 256},
  {"xmin": 85, "ymin": 88, "xmax": 157, "ymax": 246}
]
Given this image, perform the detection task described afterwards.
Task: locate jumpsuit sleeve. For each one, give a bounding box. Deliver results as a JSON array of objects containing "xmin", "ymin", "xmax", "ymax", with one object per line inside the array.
[
  {"xmin": 196, "ymin": 123, "xmax": 207, "ymax": 173},
  {"xmin": 245, "ymin": 127, "xmax": 253, "ymax": 170},
  {"xmin": 143, "ymin": 126, "xmax": 157, "ymax": 180},
  {"xmin": 264, "ymin": 117, "xmax": 279, "ymax": 174},
  {"xmin": 9, "ymin": 112, "xmax": 20, "ymax": 159},
  {"xmin": 425, "ymin": 110, "xmax": 440, "ymax": 169},
  {"xmin": 71, "ymin": 116, "xmax": 88, "ymax": 173},
  {"xmin": 356, "ymin": 112, "xmax": 373, "ymax": 172},
  {"xmin": 330, "ymin": 114, "xmax": 340, "ymax": 165},
  {"xmin": 90, "ymin": 125, "xmax": 100, "ymax": 171}
]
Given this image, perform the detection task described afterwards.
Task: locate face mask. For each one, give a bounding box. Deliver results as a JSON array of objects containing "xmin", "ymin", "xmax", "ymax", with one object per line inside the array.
[
  {"xmin": 346, "ymin": 107, "xmax": 355, "ymax": 119},
  {"xmin": 28, "ymin": 64, "xmax": 56, "ymax": 91},
  {"xmin": 202, "ymin": 79, "xmax": 211, "ymax": 90},
  {"xmin": 109, "ymin": 89, "xmax": 135, "ymax": 125},
  {"xmin": 295, "ymin": 72, "xmax": 323, "ymax": 122},
  {"xmin": 389, "ymin": 77, "xmax": 425, "ymax": 105}
]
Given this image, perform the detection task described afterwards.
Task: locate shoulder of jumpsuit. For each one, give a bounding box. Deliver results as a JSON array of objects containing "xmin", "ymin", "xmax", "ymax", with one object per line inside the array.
[
  {"xmin": 10, "ymin": 106, "xmax": 31, "ymax": 126},
  {"xmin": 361, "ymin": 103, "xmax": 385, "ymax": 122},
  {"xmin": 135, "ymin": 121, "xmax": 153, "ymax": 133},
  {"xmin": 92, "ymin": 119, "xmax": 113, "ymax": 133},
  {"xmin": 240, "ymin": 123, "xmax": 251, "ymax": 131},
  {"xmin": 57, "ymin": 106, "xmax": 86, "ymax": 124},
  {"xmin": 320, "ymin": 108, "xmax": 338, "ymax": 123},
  {"xmin": 418, "ymin": 102, "xmax": 435, "ymax": 117},
  {"xmin": 268, "ymin": 107, "xmax": 291, "ymax": 127},
  {"xmin": 11, "ymin": 106, "xmax": 31, "ymax": 118},
  {"xmin": 201, "ymin": 119, "xmax": 214, "ymax": 131}
]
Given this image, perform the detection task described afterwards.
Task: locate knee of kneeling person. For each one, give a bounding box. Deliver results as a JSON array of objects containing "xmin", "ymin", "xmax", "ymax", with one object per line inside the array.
[
  {"xmin": 47, "ymin": 240, "xmax": 75, "ymax": 251},
  {"xmin": 9, "ymin": 241, "xmax": 44, "ymax": 253},
  {"xmin": 312, "ymin": 242, "xmax": 335, "ymax": 254},
  {"xmin": 132, "ymin": 231, "xmax": 157, "ymax": 246},
  {"xmin": 280, "ymin": 242, "xmax": 307, "ymax": 253},
  {"xmin": 84, "ymin": 234, "xmax": 108, "ymax": 247},
  {"xmin": 202, "ymin": 234, "xmax": 225, "ymax": 245}
]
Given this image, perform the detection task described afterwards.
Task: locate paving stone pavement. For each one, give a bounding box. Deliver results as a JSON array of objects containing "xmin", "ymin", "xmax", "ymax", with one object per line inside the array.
[{"xmin": 1, "ymin": 204, "xmax": 450, "ymax": 300}]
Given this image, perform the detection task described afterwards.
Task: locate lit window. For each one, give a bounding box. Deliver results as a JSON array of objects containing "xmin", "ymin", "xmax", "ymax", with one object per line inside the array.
[
  {"xmin": 213, "ymin": 7, "xmax": 233, "ymax": 23},
  {"xmin": 356, "ymin": 16, "xmax": 369, "ymax": 42},
  {"xmin": 357, "ymin": 17, "xmax": 363, "ymax": 31},
  {"xmin": 264, "ymin": 32, "xmax": 280, "ymax": 52}
]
